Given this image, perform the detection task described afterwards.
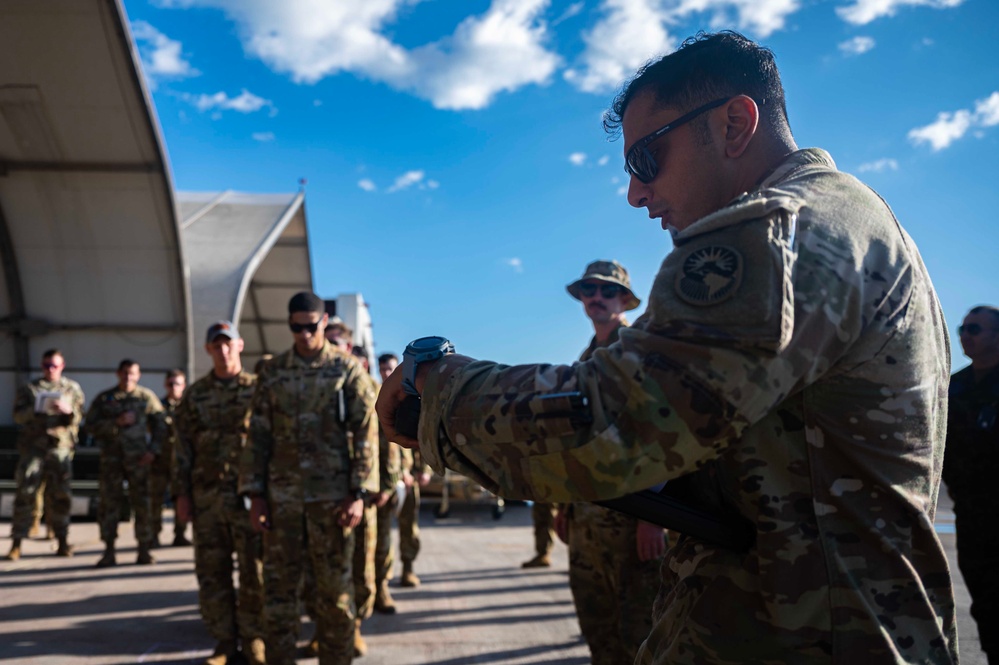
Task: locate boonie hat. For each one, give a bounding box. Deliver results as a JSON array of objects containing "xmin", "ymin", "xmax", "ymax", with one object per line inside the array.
[
  {"xmin": 566, "ymin": 259, "xmax": 641, "ymax": 311},
  {"xmin": 205, "ymin": 320, "xmax": 240, "ymax": 344}
]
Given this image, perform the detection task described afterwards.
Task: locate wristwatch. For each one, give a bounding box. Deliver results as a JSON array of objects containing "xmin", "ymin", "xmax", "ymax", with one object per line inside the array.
[
  {"xmin": 352, "ymin": 488, "xmax": 368, "ymax": 502},
  {"xmin": 402, "ymin": 336, "xmax": 455, "ymax": 396}
]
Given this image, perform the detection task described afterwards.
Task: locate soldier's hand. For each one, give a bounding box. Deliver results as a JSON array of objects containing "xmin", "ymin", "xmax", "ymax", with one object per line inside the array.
[
  {"xmin": 338, "ymin": 498, "xmax": 364, "ymax": 529},
  {"xmin": 636, "ymin": 520, "xmax": 666, "ymax": 562},
  {"xmin": 418, "ymin": 471, "xmax": 432, "ymax": 487},
  {"xmin": 374, "ymin": 490, "xmax": 392, "ymax": 508},
  {"xmin": 54, "ymin": 398, "xmax": 74, "ymax": 416},
  {"xmin": 250, "ymin": 497, "xmax": 271, "ymax": 532},
  {"xmin": 175, "ymin": 494, "xmax": 193, "ymax": 524},
  {"xmin": 137, "ymin": 451, "xmax": 155, "ymax": 466},
  {"xmin": 402, "ymin": 470, "xmax": 414, "ymax": 488},
  {"xmin": 554, "ymin": 507, "xmax": 569, "ymax": 545}
]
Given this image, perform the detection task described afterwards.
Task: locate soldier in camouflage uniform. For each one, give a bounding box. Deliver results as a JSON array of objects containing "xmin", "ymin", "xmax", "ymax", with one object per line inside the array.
[
  {"xmin": 943, "ymin": 305, "xmax": 999, "ymax": 663},
  {"xmin": 174, "ymin": 322, "xmax": 265, "ymax": 665},
  {"xmin": 5, "ymin": 349, "xmax": 85, "ymax": 560},
  {"xmin": 521, "ymin": 501, "xmax": 557, "ymax": 568},
  {"xmin": 151, "ymin": 369, "xmax": 191, "ymax": 548},
  {"xmin": 373, "ymin": 353, "xmax": 403, "ymax": 613},
  {"xmin": 555, "ymin": 260, "xmax": 665, "ymax": 665},
  {"xmin": 86, "ymin": 359, "xmax": 167, "ymax": 567},
  {"xmin": 397, "ymin": 442, "xmax": 430, "ymax": 588},
  {"xmin": 240, "ymin": 292, "xmax": 378, "ymax": 665},
  {"xmin": 378, "ymin": 32, "xmax": 957, "ymax": 664}
]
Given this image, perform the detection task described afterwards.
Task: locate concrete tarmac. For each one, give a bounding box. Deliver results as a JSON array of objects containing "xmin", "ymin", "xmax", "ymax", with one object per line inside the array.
[{"xmin": 0, "ymin": 497, "xmax": 986, "ymax": 664}]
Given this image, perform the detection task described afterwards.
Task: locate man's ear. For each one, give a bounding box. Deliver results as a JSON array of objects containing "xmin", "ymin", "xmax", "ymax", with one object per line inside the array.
[{"xmin": 722, "ymin": 95, "xmax": 758, "ymax": 159}]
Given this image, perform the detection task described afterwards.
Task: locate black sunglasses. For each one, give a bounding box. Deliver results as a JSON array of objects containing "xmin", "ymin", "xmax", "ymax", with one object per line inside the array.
[
  {"xmin": 958, "ymin": 323, "xmax": 993, "ymax": 337},
  {"xmin": 624, "ymin": 97, "xmax": 731, "ymax": 184},
  {"xmin": 289, "ymin": 322, "xmax": 320, "ymax": 334},
  {"xmin": 579, "ymin": 283, "xmax": 624, "ymax": 299}
]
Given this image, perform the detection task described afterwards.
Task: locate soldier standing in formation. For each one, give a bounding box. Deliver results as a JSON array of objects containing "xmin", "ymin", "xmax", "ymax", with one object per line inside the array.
[
  {"xmin": 554, "ymin": 260, "xmax": 665, "ymax": 664},
  {"xmin": 150, "ymin": 369, "xmax": 191, "ymax": 548},
  {"xmin": 378, "ymin": 31, "xmax": 957, "ymax": 662},
  {"xmin": 173, "ymin": 321, "xmax": 265, "ymax": 665},
  {"xmin": 241, "ymin": 291, "xmax": 378, "ymax": 665},
  {"xmin": 521, "ymin": 501, "xmax": 556, "ymax": 568},
  {"xmin": 373, "ymin": 353, "xmax": 403, "ymax": 613},
  {"xmin": 5, "ymin": 349, "xmax": 85, "ymax": 561},
  {"xmin": 86, "ymin": 359, "xmax": 166, "ymax": 567},
  {"xmin": 943, "ymin": 305, "xmax": 999, "ymax": 663}
]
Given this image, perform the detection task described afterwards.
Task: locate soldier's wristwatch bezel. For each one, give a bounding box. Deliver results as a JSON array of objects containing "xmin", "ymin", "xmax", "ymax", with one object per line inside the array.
[
  {"xmin": 402, "ymin": 336, "xmax": 455, "ymax": 396},
  {"xmin": 352, "ymin": 488, "xmax": 369, "ymax": 501}
]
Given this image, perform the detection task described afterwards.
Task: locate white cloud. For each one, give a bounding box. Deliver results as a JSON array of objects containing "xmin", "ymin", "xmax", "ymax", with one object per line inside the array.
[
  {"xmin": 616, "ymin": 185, "xmax": 628, "ymax": 196},
  {"xmin": 839, "ymin": 36, "xmax": 875, "ymax": 55},
  {"xmin": 426, "ymin": 180, "xmax": 440, "ymax": 189},
  {"xmin": 506, "ymin": 257, "xmax": 524, "ymax": 273},
  {"xmin": 552, "ymin": 1, "xmax": 585, "ymax": 25},
  {"xmin": 358, "ymin": 179, "xmax": 377, "ymax": 192},
  {"xmin": 836, "ymin": 0, "xmax": 963, "ymax": 25},
  {"xmin": 598, "ymin": 155, "xmax": 610, "ymax": 166},
  {"xmin": 131, "ymin": 21, "xmax": 198, "ymax": 87},
  {"xmin": 563, "ymin": 0, "xmax": 801, "ymax": 94},
  {"xmin": 909, "ymin": 91, "xmax": 999, "ymax": 150},
  {"xmin": 252, "ymin": 131, "xmax": 275, "ymax": 142},
  {"xmin": 186, "ymin": 89, "xmax": 275, "ymax": 114},
  {"xmin": 161, "ymin": 0, "xmax": 558, "ymax": 111},
  {"xmin": 387, "ymin": 170, "xmax": 425, "ymax": 192},
  {"xmin": 857, "ymin": 158, "xmax": 898, "ymax": 173},
  {"xmin": 568, "ymin": 152, "xmax": 587, "ymax": 166}
]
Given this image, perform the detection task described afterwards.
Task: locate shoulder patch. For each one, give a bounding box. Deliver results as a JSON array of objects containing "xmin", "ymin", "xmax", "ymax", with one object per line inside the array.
[{"xmin": 675, "ymin": 245, "xmax": 743, "ymax": 306}]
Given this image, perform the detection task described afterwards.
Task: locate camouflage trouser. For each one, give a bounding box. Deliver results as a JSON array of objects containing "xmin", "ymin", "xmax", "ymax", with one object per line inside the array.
[
  {"xmin": 10, "ymin": 448, "xmax": 73, "ymax": 540},
  {"xmin": 567, "ymin": 504, "xmax": 661, "ymax": 665},
  {"xmin": 98, "ymin": 448, "xmax": 153, "ymax": 548},
  {"xmin": 955, "ymin": 513, "xmax": 999, "ymax": 656},
  {"xmin": 374, "ymin": 497, "xmax": 396, "ymax": 589},
  {"xmin": 149, "ymin": 462, "xmax": 185, "ymax": 540},
  {"xmin": 192, "ymin": 490, "xmax": 264, "ymax": 643},
  {"xmin": 530, "ymin": 502, "xmax": 557, "ymax": 557},
  {"xmin": 265, "ymin": 500, "xmax": 354, "ymax": 665},
  {"xmin": 351, "ymin": 503, "xmax": 377, "ymax": 620},
  {"xmin": 398, "ymin": 483, "xmax": 421, "ymax": 564}
]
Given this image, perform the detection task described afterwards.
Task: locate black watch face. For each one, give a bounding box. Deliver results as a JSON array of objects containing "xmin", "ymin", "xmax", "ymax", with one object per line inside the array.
[{"xmin": 410, "ymin": 336, "xmax": 448, "ymax": 351}]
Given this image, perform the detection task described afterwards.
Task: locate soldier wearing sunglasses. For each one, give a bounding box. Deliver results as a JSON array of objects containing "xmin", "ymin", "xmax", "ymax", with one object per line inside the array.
[
  {"xmin": 943, "ymin": 305, "xmax": 999, "ymax": 662},
  {"xmin": 239, "ymin": 291, "xmax": 378, "ymax": 665},
  {"xmin": 378, "ymin": 31, "xmax": 955, "ymax": 662},
  {"xmin": 553, "ymin": 260, "xmax": 665, "ymax": 665}
]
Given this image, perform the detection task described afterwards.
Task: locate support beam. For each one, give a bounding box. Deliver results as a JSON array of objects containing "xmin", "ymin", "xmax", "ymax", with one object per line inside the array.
[
  {"xmin": 0, "ymin": 159, "xmax": 160, "ymax": 175},
  {"xmin": 0, "ymin": 199, "xmax": 29, "ymax": 385}
]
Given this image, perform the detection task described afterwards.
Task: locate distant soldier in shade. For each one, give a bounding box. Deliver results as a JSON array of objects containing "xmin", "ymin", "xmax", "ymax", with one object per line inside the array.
[
  {"xmin": 373, "ymin": 352, "xmax": 403, "ymax": 613},
  {"xmin": 240, "ymin": 292, "xmax": 377, "ymax": 665},
  {"xmin": 86, "ymin": 359, "xmax": 166, "ymax": 567},
  {"xmin": 174, "ymin": 321, "xmax": 265, "ymax": 665},
  {"xmin": 150, "ymin": 368, "xmax": 191, "ymax": 548},
  {"xmin": 5, "ymin": 349, "xmax": 85, "ymax": 561}
]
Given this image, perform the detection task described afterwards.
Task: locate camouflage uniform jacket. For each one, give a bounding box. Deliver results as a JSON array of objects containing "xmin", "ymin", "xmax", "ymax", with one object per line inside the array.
[
  {"xmin": 239, "ymin": 342, "xmax": 378, "ymax": 502},
  {"xmin": 13, "ymin": 377, "xmax": 85, "ymax": 452},
  {"xmin": 85, "ymin": 385, "xmax": 166, "ymax": 457},
  {"xmin": 417, "ymin": 149, "xmax": 956, "ymax": 663},
  {"xmin": 172, "ymin": 370, "xmax": 257, "ymax": 500}
]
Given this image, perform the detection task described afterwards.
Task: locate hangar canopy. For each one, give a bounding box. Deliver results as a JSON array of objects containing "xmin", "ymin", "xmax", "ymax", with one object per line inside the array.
[
  {"xmin": 178, "ymin": 191, "xmax": 313, "ymax": 378},
  {"xmin": 0, "ymin": 0, "xmax": 191, "ymax": 423}
]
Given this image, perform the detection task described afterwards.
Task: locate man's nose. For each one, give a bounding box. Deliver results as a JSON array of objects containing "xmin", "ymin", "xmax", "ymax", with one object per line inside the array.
[{"xmin": 627, "ymin": 175, "xmax": 649, "ymax": 208}]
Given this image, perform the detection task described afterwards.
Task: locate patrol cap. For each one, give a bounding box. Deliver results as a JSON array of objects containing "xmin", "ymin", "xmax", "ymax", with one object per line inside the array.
[
  {"xmin": 205, "ymin": 320, "xmax": 240, "ymax": 344},
  {"xmin": 566, "ymin": 259, "xmax": 641, "ymax": 311}
]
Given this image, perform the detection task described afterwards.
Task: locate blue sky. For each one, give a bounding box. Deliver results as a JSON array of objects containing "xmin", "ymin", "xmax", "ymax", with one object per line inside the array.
[{"xmin": 123, "ymin": 0, "xmax": 999, "ymax": 371}]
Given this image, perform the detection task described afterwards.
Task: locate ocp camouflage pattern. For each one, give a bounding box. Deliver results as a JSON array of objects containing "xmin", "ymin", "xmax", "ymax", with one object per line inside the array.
[{"xmin": 416, "ymin": 149, "xmax": 957, "ymax": 663}]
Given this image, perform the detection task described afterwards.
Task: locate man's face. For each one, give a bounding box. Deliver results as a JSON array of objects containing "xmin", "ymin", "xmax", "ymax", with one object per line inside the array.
[
  {"xmin": 41, "ymin": 354, "xmax": 64, "ymax": 382},
  {"xmin": 623, "ymin": 89, "xmax": 732, "ymax": 233},
  {"xmin": 205, "ymin": 335, "xmax": 243, "ymax": 371},
  {"xmin": 959, "ymin": 311, "xmax": 999, "ymax": 362},
  {"xmin": 117, "ymin": 364, "xmax": 140, "ymax": 392},
  {"xmin": 290, "ymin": 311, "xmax": 327, "ymax": 355},
  {"xmin": 165, "ymin": 373, "xmax": 186, "ymax": 400},
  {"xmin": 378, "ymin": 358, "xmax": 398, "ymax": 383},
  {"xmin": 580, "ymin": 280, "xmax": 628, "ymax": 325},
  {"xmin": 325, "ymin": 326, "xmax": 352, "ymax": 353}
]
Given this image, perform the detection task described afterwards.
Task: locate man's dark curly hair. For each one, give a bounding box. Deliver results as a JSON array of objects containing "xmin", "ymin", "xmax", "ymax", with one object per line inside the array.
[{"xmin": 603, "ymin": 31, "xmax": 791, "ymax": 143}]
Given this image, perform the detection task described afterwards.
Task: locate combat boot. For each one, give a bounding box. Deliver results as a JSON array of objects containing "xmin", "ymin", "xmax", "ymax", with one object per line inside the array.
[
  {"xmin": 521, "ymin": 553, "xmax": 551, "ymax": 568},
  {"xmin": 304, "ymin": 638, "xmax": 319, "ymax": 657},
  {"xmin": 4, "ymin": 538, "xmax": 21, "ymax": 561},
  {"xmin": 244, "ymin": 637, "xmax": 266, "ymax": 665},
  {"xmin": 400, "ymin": 561, "xmax": 420, "ymax": 588},
  {"xmin": 96, "ymin": 546, "xmax": 116, "ymax": 568},
  {"xmin": 172, "ymin": 533, "xmax": 192, "ymax": 547},
  {"xmin": 203, "ymin": 639, "xmax": 237, "ymax": 665},
  {"xmin": 374, "ymin": 582, "xmax": 397, "ymax": 614},
  {"xmin": 353, "ymin": 619, "xmax": 367, "ymax": 657},
  {"xmin": 136, "ymin": 545, "xmax": 156, "ymax": 565},
  {"xmin": 55, "ymin": 536, "xmax": 74, "ymax": 557}
]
